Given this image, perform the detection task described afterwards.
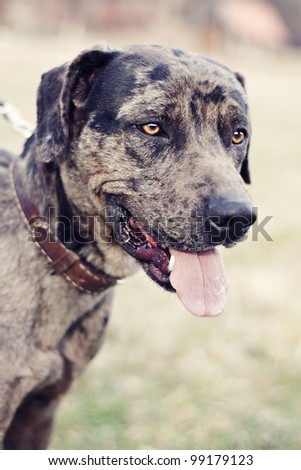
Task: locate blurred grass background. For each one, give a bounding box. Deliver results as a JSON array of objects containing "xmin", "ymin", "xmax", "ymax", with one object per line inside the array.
[{"xmin": 1, "ymin": 0, "xmax": 301, "ymax": 450}]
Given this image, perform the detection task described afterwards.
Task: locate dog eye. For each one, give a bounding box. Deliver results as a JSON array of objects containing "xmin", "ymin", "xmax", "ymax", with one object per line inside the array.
[
  {"xmin": 137, "ymin": 123, "xmax": 166, "ymax": 137},
  {"xmin": 232, "ymin": 130, "xmax": 246, "ymax": 145}
]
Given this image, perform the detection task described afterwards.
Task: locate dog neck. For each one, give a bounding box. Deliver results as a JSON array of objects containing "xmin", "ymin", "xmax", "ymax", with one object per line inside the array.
[{"xmin": 12, "ymin": 144, "xmax": 123, "ymax": 293}]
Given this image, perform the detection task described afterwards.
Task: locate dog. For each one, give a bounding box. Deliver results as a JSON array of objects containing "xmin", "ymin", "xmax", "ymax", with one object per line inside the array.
[{"xmin": 0, "ymin": 43, "xmax": 256, "ymax": 449}]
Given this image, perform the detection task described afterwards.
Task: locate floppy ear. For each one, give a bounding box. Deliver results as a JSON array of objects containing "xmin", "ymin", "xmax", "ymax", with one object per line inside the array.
[
  {"xmin": 234, "ymin": 72, "xmax": 251, "ymax": 184},
  {"xmin": 240, "ymin": 143, "xmax": 251, "ymax": 184},
  {"xmin": 35, "ymin": 44, "xmax": 116, "ymax": 163},
  {"xmin": 234, "ymin": 71, "xmax": 246, "ymax": 89}
]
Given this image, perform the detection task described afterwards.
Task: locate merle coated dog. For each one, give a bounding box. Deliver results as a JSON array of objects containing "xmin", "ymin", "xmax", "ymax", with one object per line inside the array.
[{"xmin": 0, "ymin": 43, "xmax": 256, "ymax": 449}]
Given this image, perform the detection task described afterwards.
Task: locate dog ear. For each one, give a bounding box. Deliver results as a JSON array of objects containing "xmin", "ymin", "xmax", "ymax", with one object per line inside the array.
[
  {"xmin": 240, "ymin": 143, "xmax": 251, "ymax": 184},
  {"xmin": 234, "ymin": 72, "xmax": 252, "ymax": 184},
  {"xmin": 36, "ymin": 45, "xmax": 116, "ymax": 163},
  {"xmin": 234, "ymin": 71, "xmax": 246, "ymax": 89}
]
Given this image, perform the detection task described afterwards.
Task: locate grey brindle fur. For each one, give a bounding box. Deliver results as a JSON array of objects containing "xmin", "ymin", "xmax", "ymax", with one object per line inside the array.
[{"xmin": 0, "ymin": 44, "xmax": 255, "ymax": 449}]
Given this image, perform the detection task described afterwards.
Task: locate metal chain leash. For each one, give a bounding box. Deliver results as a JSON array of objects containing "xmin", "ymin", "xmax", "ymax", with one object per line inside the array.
[{"xmin": 0, "ymin": 98, "xmax": 34, "ymax": 138}]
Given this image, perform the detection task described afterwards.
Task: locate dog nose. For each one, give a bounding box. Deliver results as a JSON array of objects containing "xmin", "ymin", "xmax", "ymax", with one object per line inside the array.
[{"xmin": 206, "ymin": 195, "xmax": 257, "ymax": 243}]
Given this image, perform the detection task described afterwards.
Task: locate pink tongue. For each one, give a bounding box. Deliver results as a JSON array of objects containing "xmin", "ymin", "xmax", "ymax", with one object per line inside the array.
[{"xmin": 169, "ymin": 248, "xmax": 228, "ymax": 317}]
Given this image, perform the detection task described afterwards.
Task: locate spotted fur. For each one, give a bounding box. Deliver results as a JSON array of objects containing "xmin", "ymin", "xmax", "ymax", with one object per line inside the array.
[{"xmin": 0, "ymin": 44, "xmax": 254, "ymax": 449}]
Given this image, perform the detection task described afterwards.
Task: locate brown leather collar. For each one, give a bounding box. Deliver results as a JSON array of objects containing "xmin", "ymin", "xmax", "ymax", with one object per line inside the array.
[{"xmin": 12, "ymin": 159, "xmax": 119, "ymax": 293}]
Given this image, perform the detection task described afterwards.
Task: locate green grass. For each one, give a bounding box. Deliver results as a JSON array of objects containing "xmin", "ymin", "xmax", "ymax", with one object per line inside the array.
[{"xmin": 1, "ymin": 34, "xmax": 301, "ymax": 450}]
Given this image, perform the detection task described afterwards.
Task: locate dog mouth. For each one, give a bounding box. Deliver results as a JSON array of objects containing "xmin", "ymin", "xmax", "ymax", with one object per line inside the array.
[
  {"xmin": 113, "ymin": 205, "xmax": 171, "ymax": 287},
  {"xmin": 111, "ymin": 205, "xmax": 229, "ymax": 317}
]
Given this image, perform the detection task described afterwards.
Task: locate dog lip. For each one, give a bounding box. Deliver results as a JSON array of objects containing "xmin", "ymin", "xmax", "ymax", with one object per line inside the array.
[{"xmin": 112, "ymin": 204, "xmax": 172, "ymax": 288}]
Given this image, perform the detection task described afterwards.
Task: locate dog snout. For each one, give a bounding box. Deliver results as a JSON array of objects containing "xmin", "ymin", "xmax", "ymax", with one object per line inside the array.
[{"xmin": 206, "ymin": 194, "xmax": 257, "ymax": 244}]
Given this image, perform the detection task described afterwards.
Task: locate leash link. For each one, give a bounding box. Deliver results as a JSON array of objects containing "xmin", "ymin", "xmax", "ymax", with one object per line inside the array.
[{"xmin": 0, "ymin": 98, "xmax": 34, "ymax": 138}]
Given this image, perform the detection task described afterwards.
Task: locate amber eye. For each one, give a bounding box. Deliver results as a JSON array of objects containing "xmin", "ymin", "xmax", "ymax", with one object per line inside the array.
[
  {"xmin": 139, "ymin": 123, "xmax": 163, "ymax": 136},
  {"xmin": 232, "ymin": 130, "xmax": 246, "ymax": 145}
]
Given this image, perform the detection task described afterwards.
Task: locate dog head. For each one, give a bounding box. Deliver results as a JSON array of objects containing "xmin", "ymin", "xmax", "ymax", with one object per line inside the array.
[{"xmin": 35, "ymin": 44, "xmax": 256, "ymax": 316}]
